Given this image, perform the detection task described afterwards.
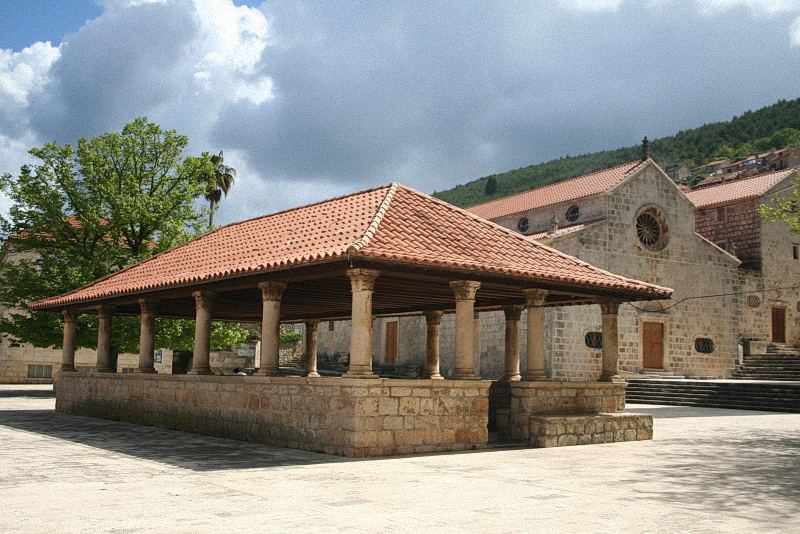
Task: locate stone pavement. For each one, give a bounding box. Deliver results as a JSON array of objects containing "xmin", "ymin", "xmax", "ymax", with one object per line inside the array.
[{"xmin": 1, "ymin": 385, "xmax": 798, "ymax": 534}]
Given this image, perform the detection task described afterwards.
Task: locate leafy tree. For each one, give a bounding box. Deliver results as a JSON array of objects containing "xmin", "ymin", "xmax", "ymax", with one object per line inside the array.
[
  {"xmin": 484, "ymin": 176, "xmax": 497, "ymax": 196},
  {"xmin": 201, "ymin": 150, "xmax": 236, "ymax": 227},
  {"xmin": 0, "ymin": 118, "xmax": 248, "ymax": 354},
  {"xmin": 758, "ymin": 172, "xmax": 800, "ymax": 234}
]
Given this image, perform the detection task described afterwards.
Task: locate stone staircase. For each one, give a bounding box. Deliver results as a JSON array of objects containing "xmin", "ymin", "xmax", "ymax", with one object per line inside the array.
[
  {"xmin": 625, "ymin": 379, "xmax": 800, "ymax": 413},
  {"xmin": 731, "ymin": 343, "xmax": 800, "ymax": 381}
]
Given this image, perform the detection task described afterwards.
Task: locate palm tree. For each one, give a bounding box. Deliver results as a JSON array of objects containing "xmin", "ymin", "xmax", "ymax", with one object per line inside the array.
[{"xmin": 203, "ymin": 151, "xmax": 236, "ymax": 227}]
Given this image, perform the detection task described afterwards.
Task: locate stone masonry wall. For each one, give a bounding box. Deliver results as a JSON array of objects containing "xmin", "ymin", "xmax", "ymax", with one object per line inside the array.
[{"xmin": 55, "ymin": 373, "xmax": 491, "ymax": 458}]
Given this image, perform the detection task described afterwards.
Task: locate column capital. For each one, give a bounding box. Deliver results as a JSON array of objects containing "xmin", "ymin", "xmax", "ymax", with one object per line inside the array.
[
  {"xmin": 258, "ymin": 281, "xmax": 287, "ymax": 301},
  {"xmin": 62, "ymin": 309, "xmax": 79, "ymax": 324},
  {"xmin": 522, "ymin": 288, "xmax": 548, "ymax": 308},
  {"xmin": 347, "ymin": 268, "xmax": 380, "ymax": 292},
  {"xmin": 423, "ymin": 310, "xmax": 443, "ymax": 325},
  {"xmin": 96, "ymin": 304, "xmax": 115, "ymax": 318},
  {"xmin": 138, "ymin": 298, "xmax": 159, "ymax": 316},
  {"xmin": 305, "ymin": 318, "xmax": 321, "ymax": 328},
  {"xmin": 450, "ymin": 280, "xmax": 481, "ymax": 301},
  {"xmin": 502, "ymin": 305, "xmax": 523, "ymax": 321},
  {"xmin": 193, "ymin": 291, "xmax": 215, "ymax": 310},
  {"xmin": 599, "ymin": 299, "xmax": 624, "ymax": 315}
]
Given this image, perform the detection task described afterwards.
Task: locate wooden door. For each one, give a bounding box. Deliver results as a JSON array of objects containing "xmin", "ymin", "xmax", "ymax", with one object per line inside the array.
[
  {"xmin": 772, "ymin": 308, "xmax": 786, "ymax": 343},
  {"xmin": 642, "ymin": 322, "xmax": 664, "ymax": 369},
  {"xmin": 385, "ymin": 321, "xmax": 398, "ymax": 364}
]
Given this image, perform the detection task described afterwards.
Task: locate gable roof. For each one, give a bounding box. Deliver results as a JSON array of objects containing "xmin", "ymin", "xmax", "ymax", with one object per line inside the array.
[
  {"xmin": 30, "ymin": 183, "xmax": 671, "ymax": 312},
  {"xmin": 466, "ymin": 159, "xmax": 649, "ymax": 220},
  {"xmin": 686, "ymin": 168, "xmax": 797, "ymax": 209}
]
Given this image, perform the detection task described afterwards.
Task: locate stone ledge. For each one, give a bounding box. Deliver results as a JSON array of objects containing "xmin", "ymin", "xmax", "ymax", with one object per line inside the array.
[{"xmin": 529, "ymin": 412, "xmax": 653, "ymax": 448}]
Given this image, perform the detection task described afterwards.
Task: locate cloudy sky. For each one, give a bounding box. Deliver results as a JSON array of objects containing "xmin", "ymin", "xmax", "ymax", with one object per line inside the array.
[{"xmin": 2, "ymin": 0, "xmax": 800, "ymax": 226}]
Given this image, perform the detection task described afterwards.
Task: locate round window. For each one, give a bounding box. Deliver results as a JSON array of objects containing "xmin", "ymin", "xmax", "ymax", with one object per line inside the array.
[
  {"xmin": 517, "ymin": 217, "xmax": 529, "ymax": 233},
  {"xmin": 746, "ymin": 295, "xmax": 761, "ymax": 309},
  {"xmin": 635, "ymin": 206, "xmax": 669, "ymax": 251},
  {"xmin": 566, "ymin": 205, "xmax": 580, "ymax": 223},
  {"xmin": 584, "ymin": 332, "xmax": 602, "ymax": 349},
  {"xmin": 695, "ymin": 338, "xmax": 715, "ymax": 354}
]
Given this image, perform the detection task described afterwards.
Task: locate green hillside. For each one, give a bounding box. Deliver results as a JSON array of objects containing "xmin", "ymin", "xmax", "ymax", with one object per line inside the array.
[{"xmin": 434, "ymin": 97, "xmax": 800, "ymax": 208}]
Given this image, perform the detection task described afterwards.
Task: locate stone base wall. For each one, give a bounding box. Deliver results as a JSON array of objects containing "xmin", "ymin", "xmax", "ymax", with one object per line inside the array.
[
  {"xmin": 529, "ymin": 413, "xmax": 653, "ymax": 447},
  {"xmin": 54, "ymin": 373, "xmax": 490, "ymax": 458},
  {"xmin": 495, "ymin": 381, "xmax": 639, "ymax": 445}
]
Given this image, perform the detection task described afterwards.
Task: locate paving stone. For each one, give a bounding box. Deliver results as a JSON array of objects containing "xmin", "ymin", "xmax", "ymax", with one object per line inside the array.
[{"xmin": 1, "ymin": 385, "xmax": 799, "ymax": 533}]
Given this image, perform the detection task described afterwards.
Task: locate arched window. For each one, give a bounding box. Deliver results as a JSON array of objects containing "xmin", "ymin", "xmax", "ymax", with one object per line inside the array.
[
  {"xmin": 585, "ymin": 332, "xmax": 603, "ymax": 349},
  {"xmin": 694, "ymin": 338, "xmax": 715, "ymax": 354}
]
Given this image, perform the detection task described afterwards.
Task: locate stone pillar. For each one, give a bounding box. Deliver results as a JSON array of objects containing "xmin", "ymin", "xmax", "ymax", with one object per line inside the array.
[
  {"xmin": 95, "ymin": 305, "xmax": 115, "ymax": 373},
  {"xmin": 502, "ymin": 305, "xmax": 523, "ymax": 382},
  {"xmin": 188, "ymin": 291, "xmax": 214, "ymax": 375},
  {"xmin": 600, "ymin": 300, "xmax": 624, "ymax": 383},
  {"xmin": 423, "ymin": 310, "xmax": 444, "ymax": 379},
  {"xmin": 255, "ymin": 281, "xmax": 286, "ymax": 376},
  {"xmin": 450, "ymin": 280, "xmax": 481, "ymax": 380},
  {"xmin": 522, "ymin": 288, "xmax": 548, "ymax": 381},
  {"xmin": 303, "ymin": 319, "xmax": 320, "ymax": 377},
  {"xmin": 137, "ymin": 299, "xmax": 158, "ymax": 373},
  {"xmin": 60, "ymin": 310, "xmax": 78, "ymax": 372},
  {"xmin": 343, "ymin": 268, "xmax": 380, "ymax": 378}
]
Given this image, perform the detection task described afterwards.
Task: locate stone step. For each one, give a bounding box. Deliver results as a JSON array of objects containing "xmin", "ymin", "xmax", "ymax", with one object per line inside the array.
[{"xmin": 625, "ymin": 379, "xmax": 800, "ymax": 413}]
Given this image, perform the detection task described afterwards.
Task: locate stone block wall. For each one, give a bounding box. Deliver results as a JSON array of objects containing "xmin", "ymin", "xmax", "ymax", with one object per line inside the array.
[
  {"xmin": 529, "ymin": 413, "xmax": 653, "ymax": 447},
  {"xmin": 499, "ymin": 381, "xmax": 626, "ymax": 442},
  {"xmin": 55, "ymin": 374, "xmax": 491, "ymax": 458}
]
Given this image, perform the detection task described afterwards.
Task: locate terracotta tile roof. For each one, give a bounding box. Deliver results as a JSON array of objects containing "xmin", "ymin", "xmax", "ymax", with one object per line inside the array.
[
  {"xmin": 466, "ymin": 160, "xmax": 649, "ymax": 220},
  {"xmin": 30, "ymin": 183, "xmax": 671, "ymax": 309},
  {"xmin": 686, "ymin": 168, "xmax": 797, "ymax": 208}
]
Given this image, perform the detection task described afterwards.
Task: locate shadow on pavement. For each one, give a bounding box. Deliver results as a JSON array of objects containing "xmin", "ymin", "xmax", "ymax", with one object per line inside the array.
[
  {"xmin": 625, "ymin": 404, "xmax": 786, "ymax": 418},
  {"xmin": 0, "ymin": 408, "xmax": 354, "ymax": 472}
]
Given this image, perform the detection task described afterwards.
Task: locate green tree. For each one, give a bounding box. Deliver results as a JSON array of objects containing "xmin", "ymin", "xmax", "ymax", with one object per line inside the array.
[
  {"xmin": 0, "ymin": 118, "xmax": 248, "ymax": 354},
  {"xmin": 201, "ymin": 150, "xmax": 236, "ymax": 227},
  {"xmin": 758, "ymin": 172, "xmax": 800, "ymax": 234}
]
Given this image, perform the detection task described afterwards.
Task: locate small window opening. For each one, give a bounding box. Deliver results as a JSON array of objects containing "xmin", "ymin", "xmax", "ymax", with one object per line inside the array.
[
  {"xmin": 694, "ymin": 338, "xmax": 715, "ymax": 354},
  {"xmin": 517, "ymin": 217, "xmax": 530, "ymax": 233},
  {"xmin": 566, "ymin": 205, "xmax": 580, "ymax": 223},
  {"xmin": 585, "ymin": 332, "xmax": 603, "ymax": 349}
]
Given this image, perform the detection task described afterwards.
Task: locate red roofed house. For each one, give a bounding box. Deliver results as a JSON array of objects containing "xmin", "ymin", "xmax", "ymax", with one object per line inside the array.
[
  {"xmin": 462, "ymin": 158, "xmax": 742, "ymax": 380},
  {"xmin": 31, "ymin": 183, "xmax": 669, "ymax": 456},
  {"xmin": 687, "ymin": 168, "xmax": 800, "ymax": 351}
]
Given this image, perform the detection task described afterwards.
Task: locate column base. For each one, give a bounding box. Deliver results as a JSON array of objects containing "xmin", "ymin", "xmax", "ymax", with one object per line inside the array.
[
  {"xmin": 136, "ymin": 368, "xmax": 157, "ymax": 374},
  {"xmin": 59, "ymin": 365, "xmax": 77, "ymax": 372},
  {"xmin": 302, "ymin": 371, "xmax": 321, "ymax": 378},
  {"xmin": 94, "ymin": 368, "xmax": 115, "ymax": 373},
  {"xmin": 521, "ymin": 372, "xmax": 549, "ymax": 382},
  {"xmin": 599, "ymin": 375, "xmax": 625, "ymax": 383},
  {"xmin": 255, "ymin": 369, "xmax": 283, "ymax": 377},
  {"xmin": 343, "ymin": 365, "xmax": 378, "ymax": 379},
  {"xmin": 187, "ymin": 367, "xmax": 212, "ymax": 375},
  {"xmin": 452, "ymin": 370, "xmax": 482, "ymax": 380},
  {"xmin": 424, "ymin": 373, "xmax": 445, "ymax": 380}
]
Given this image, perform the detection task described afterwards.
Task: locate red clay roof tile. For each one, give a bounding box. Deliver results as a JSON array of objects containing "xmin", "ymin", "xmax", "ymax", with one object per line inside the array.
[
  {"xmin": 30, "ymin": 183, "xmax": 671, "ymax": 309},
  {"xmin": 466, "ymin": 160, "xmax": 648, "ymax": 219},
  {"xmin": 686, "ymin": 168, "xmax": 797, "ymax": 208}
]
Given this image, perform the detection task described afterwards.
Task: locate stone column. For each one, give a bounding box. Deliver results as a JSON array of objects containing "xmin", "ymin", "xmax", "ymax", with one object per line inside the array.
[
  {"xmin": 188, "ymin": 291, "xmax": 214, "ymax": 375},
  {"xmin": 450, "ymin": 280, "xmax": 481, "ymax": 380},
  {"xmin": 95, "ymin": 305, "xmax": 115, "ymax": 372},
  {"xmin": 522, "ymin": 288, "xmax": 548, "ymax": 381},
  {"xmin": 137, "ymin": 299, "xmax": 158, "ymax": 373},
  {"xmin": 255, "ymin": 281, "xmax": 286, "ymax": 376},
  {"xmin": 343, "ymin": 268, "xmax": 380, "ymax": 378},
  {"xmin": 60, "ymin": 310, "xmax": 78, "ymax": 373},
  {"xmin": 600, "ymin": 300, "xmax": 624, "ymax": 382},
  {"xmin": 502, "ymin": 305, "xmax": 523, "ymax": 382},
  {"xmin": 423, "ymin": 310, "xmax": 444, "ymax": 379},
  {"xmin": 303, "ymin": 319, "xmax": 320, "ymax": 377}
]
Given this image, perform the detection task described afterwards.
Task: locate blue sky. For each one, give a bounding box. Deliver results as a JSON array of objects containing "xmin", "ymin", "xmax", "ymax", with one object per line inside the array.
[{"xmin": 1, "ymin": 0, "xmax": 800, "ymax": 226}]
